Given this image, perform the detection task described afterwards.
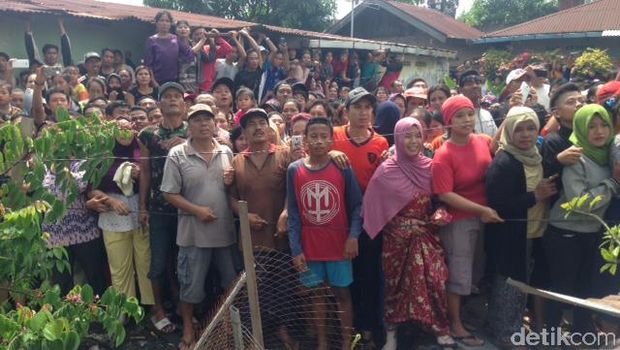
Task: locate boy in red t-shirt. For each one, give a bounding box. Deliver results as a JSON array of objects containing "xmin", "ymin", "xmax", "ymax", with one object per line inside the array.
[{"xmin": 288, "ymin": 117, "xmax": 362, "ymax": 350}]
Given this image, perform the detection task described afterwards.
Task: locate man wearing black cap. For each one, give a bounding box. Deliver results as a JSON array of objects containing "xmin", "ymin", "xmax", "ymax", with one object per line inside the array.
[
  {"xmin": 161, "ymin": 103, "xmax": 237, "ymax": 347},
  {"xmin": 458, "ymin": 70, "xmax": 498, "ymax": 137},
  {"xmin": 332, "ymin": 87, "xmax": 388, "ymax": 345},
  {"xmin": 138, "ymin": 81, "xmax": 188, "ymax": 333},
  {"xmin": 229, "ymin": 108, "xmax": 291, "ymax": 249}
]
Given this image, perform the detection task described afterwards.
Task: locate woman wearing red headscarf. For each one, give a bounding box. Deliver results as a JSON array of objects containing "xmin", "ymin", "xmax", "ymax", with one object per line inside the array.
[
  {"xmin": 431, "ymin": 95, "xmax": 503, "ymax": 347},
  {"xmin": 363, "ymin": 117, "xmax": 455, "ymax": 350}
]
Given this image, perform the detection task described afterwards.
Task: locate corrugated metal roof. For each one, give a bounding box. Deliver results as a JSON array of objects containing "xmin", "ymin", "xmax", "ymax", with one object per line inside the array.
[
  {"xmin": 484, "ymin": 0, "xmax": 620, "ymax": 38},
  {"xmin": 384, "ymin": 0, "xmax": 484, "ymax": 40},
  {"xmin": 1, "ymin": 0, "xmax": 254, "ymax": 28},
  {"xmin": 0, "ymin": 0, "xmax": 454, "ymax": 57},
  {"xmin": 262, "ymin": 24, "xmax": 455, "ymax": 57}
]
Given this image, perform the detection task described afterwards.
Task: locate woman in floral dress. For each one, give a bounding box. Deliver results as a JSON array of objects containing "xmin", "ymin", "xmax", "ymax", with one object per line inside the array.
[{"xmin": 363, "ymin": 117, "xmax": 455, "ymax": 350}]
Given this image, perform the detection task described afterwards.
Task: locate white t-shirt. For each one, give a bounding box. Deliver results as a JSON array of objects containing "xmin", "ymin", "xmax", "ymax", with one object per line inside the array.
[
  {"xmin": 215, "ymin": 59, "xmax": 238, "ymax": 81},
  {"xmin": 475, "ymin": 108, "xmax": 498, "ymax": 137}
]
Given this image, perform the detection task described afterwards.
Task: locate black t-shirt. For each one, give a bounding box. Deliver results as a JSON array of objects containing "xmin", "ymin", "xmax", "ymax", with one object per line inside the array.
[
  {"xmin": 130, "ymin": 86, "xmax": 159, "ymax": 102},
  {"xmin": 234, "ymin": 68, "xmax": 263, "ymax": 98}
]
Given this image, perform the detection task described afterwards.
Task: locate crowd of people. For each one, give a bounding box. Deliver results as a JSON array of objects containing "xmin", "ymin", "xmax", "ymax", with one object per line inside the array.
[{"xmin": 3, "ymin": 9, "xmax": 620, "ymax": 350}]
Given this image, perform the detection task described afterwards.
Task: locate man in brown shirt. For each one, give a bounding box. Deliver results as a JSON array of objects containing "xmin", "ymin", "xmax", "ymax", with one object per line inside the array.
[{"xmin": 229, "ymin": 108, "xmax": 290, "ymax": 251}]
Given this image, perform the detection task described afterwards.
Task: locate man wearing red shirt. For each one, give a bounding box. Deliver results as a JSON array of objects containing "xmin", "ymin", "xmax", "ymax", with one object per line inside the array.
[{"xmin": 331, "ymin": 87, "xmax": 388, "ymax": 345}]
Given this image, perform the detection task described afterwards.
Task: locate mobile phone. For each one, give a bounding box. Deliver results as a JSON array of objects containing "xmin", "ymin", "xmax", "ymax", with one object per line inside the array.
[
  {"xmin": 291, "ymin": 135, "xmax": 303, "ymax": 150},
  {"xmin": 10, "ymin": 59, "xmax": 29, "ymax": 69},
  {"xmin": 521, "ymin": 84, "xmax": 530, "ymax": 101},
  {"xmin": 279, "ymin": 37, "xmax": 287, "ymax": 46}
]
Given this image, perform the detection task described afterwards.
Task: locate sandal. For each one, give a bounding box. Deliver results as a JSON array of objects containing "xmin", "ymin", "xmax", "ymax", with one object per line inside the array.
[
  {"xmin": 453, "ymin": 334, "xmax": 485, "ymax": 347},
  {"xmin": 151, "ymin": 315, "xmax": 176, "ymax": 334},
  {"xmin": 437, "ymin": 335, "xmax": 461, "ymax": 350},
  {"xmin": 178, "ymin": 339, "xmax": 194, "ymax": 350}
]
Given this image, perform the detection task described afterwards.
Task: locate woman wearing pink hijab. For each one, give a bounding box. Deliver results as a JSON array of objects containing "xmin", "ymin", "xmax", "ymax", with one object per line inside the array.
[{"xmin": 363, "ymin": 117, "xmax": 455, "ymax": 350}]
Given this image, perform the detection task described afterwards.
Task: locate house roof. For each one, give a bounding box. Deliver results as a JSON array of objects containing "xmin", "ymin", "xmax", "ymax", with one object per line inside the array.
[
  {"xmin": 384, "ymin": 0, "xmax": 483, "ymax": 40},
  {"xmin": 328, "ymin": 0, "xmax": 483, "ymax": 41},
  {"xmin": 0, "ymin": 0, "xmax": 455, "ymax": 57},
  {"xmin": 2, "ymin": 0, "xmax": 254, "ymax": 28},
  {"xmin": 482, "ymin": 0, "xmax": 620, "ymax": 40}
]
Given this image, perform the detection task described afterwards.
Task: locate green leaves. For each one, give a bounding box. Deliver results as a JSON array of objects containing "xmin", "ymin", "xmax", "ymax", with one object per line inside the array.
[
  {"xmin": 0, "ymin": 313, "xmax": 20, "ymax": 335},
  {"xmin": 42, "ymin": 319, "xmax": 65, "ymax": 341},
  {"xmin": 443, "ymin": 76, "xmax": 457, "ymax": 90},
  {"xmin": 573, "ymin": 48, "xmax": 614, "ymax": 80},
  {"xmin": 0, "ymin": 109, "xmax": 131, "ymax": 349},
  {"xmin": 561, "ymin": 194, "xmax": 620, "ymax": 276},
  {"xmin": 80, "ymin": 285, "xmax": 94, "ymax": 305}
]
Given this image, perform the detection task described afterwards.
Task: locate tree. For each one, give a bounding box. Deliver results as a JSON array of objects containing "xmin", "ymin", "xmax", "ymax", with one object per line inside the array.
[
  {"xmin": 0, "ymin": 109, "xmax": 143, "ymax": 348},
  {"xmin": 458, "ymin": 0, "xmax": 558, "ymax": 30},
  {"xmin": 143, "ymin": 0, "xmax": 337, "ymax": 31}
]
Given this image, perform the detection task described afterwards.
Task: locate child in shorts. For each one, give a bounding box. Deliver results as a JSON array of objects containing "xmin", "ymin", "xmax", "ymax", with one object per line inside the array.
[{"xmin": 286, "ymin": 117, "xmax": 362, "ymax": 350}]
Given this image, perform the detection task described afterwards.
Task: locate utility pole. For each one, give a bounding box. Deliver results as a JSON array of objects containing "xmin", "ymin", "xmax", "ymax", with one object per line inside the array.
[{"xmin": 350, "ymin": 0, "xmax": 356, "ymax": 37}]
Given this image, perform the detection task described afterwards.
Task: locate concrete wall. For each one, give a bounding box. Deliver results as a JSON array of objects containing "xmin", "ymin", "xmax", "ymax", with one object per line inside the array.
[
  {"xmin": 0, "ymin": 14, "xmax": 152, "ymax": 65},
  {"xmin": 400, "ymin": 54, "xmax": 450, "ymax": 86}
]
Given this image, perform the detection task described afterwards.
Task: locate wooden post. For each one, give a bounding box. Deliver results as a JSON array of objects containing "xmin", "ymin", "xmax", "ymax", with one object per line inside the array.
[{"xmin": 238, "ymin": 200, "xmax": 264, "ymax": 348}]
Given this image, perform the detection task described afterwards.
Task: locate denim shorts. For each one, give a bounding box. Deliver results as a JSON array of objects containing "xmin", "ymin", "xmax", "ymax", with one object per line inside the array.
[{"xmin": 300, "ymin": 260, "xmax": 353, "ymax": 288}]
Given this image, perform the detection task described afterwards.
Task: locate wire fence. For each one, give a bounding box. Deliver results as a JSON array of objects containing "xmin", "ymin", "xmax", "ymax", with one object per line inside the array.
[{"xmin": 195, "ymin": 248, "xmax": 350, "ymax": 350}]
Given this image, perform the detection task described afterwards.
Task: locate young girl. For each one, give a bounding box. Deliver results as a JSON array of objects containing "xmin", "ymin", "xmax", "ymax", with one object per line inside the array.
[
  {"xmin": 233, "ymin": 87, "xmax": 256, "ymax": 126},
  {"xmin": 64, "ymin": 66, "xmax": 88, "ymax": 104},
  {"xmin": 129, "ymin": 66, "xmax": 159, "ymax": 106},
  {"xmin": 364, "ymin": 117, "xmax": 455, "ymax": 350},
  {"xmin": 107, "ymin": 73, "xmax": 127, "ymax": 102},
  {"xmin": 545, "ymin": 104, "xmax": 620, "ymax": 332},
  {"xmin": 432, "ymin": 95, "xmax": 502, "ymax": 347}
]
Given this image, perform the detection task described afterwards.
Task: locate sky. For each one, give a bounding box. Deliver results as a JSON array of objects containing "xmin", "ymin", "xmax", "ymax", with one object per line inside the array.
[{"xmin": 98, "ymin": 0, "xmax": 475, "ymax": 19}]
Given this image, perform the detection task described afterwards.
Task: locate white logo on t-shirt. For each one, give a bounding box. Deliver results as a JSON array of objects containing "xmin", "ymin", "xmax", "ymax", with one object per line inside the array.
[{"xmin": 300, "ymin": 180, "xmax": 340, "ymax": 225}]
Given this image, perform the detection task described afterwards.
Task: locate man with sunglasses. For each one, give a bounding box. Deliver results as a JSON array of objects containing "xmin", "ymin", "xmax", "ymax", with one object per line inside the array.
[{"xmin": 458, "ymin": 70, "xmax": 498, "ymax": 137}]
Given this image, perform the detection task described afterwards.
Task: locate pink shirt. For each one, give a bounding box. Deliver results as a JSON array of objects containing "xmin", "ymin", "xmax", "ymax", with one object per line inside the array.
[{"xmin": 431, "ymin": 134, "xmax": 492, "ymax": 221}]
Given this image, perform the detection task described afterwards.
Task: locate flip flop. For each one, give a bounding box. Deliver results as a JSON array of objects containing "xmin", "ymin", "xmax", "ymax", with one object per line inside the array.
[
  {"xmin": 178, "ymin": 339, "xmax": 194, "ymax": 350},
  {"xmin": 453, "ymin": 334, "xmax": 485, "ymax": 347},
  {"xmin": 151, "ymin": 315, "xmax": 176, "ymax": 334},
  {"xmin": 437, "ymin": 335, "xmax": 461, "ymax": 350}
]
